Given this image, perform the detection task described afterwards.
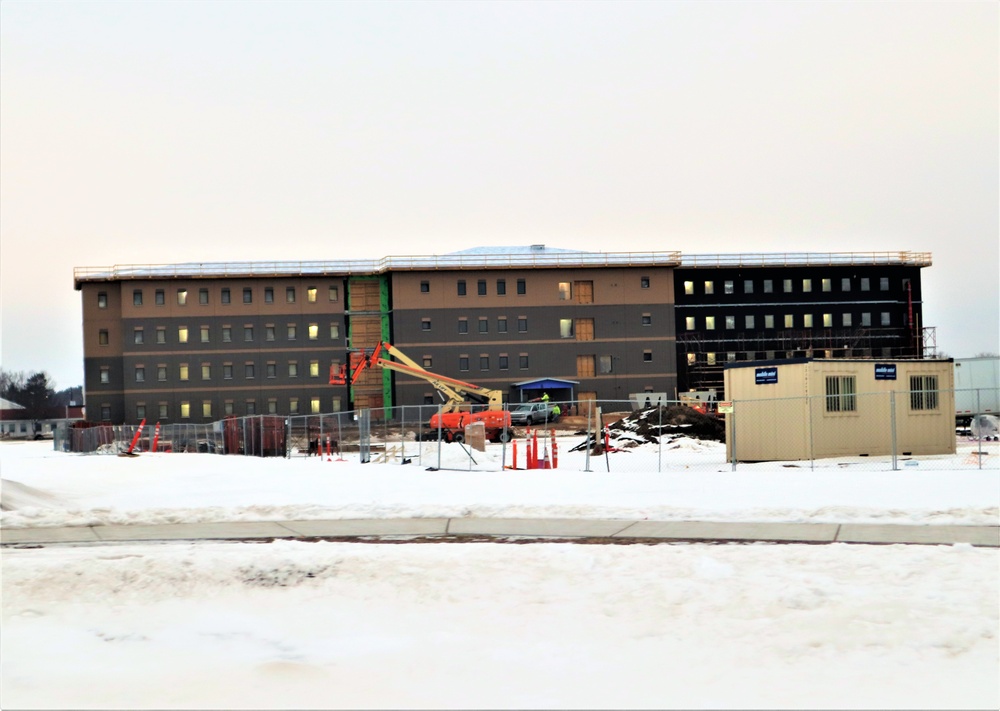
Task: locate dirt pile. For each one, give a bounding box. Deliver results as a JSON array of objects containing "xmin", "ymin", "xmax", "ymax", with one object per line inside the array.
[{"xmin": 571, "ymin": 406, "xmax": 725, "ymax": 452}]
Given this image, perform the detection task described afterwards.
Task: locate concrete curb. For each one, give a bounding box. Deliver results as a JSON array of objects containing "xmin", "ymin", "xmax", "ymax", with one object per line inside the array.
[{"xmin": 2, "ymin": 519, "xmax": 998, "ymax": 547}]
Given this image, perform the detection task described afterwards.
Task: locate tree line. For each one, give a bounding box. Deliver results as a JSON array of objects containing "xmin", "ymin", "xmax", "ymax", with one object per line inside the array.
[{"xmin": 1, "ymin": 369, "xmax": 82, "ymax": 421}]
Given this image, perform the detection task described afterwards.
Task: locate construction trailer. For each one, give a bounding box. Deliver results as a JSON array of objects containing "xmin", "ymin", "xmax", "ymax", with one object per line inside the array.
[
  {"xmin": 723, "ymin": 358, "xmax": 955, "ymax": 462},
  {"xmin": 954, "ymin": 356, "xmax": 999, "ymax": 425}
]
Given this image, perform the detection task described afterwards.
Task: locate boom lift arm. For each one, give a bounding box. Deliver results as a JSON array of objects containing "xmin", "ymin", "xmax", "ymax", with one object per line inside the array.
[{"xmin": 346, "ymin": 341, "xmax": 503, "ymax": 413}]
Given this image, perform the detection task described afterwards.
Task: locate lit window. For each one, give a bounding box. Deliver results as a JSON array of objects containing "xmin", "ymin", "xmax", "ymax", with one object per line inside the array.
[
  {"xmin": 202, "ymin": 401, "xmax": 212, "ymax": 418},
  {"xmin": 842, "ymin": 313, "xmax": 852, "ymax": 327},
  {"xmin": 311, "ymin": 398, "xmax": 320, "ymax": 414},
  {"xmin": 558, "ymin": 282, "xmax": 572, "ymax": 300},
  {"xmin": 201, "ymin": 364, "xmax": 211, "ymax": 380},
  {"xmin": 724, "ymin": 281, "xmax": 734, "ymax": 294},
  {"xmin": 764, "ymin": 315, "xmax": 775, "ymax": 329},
  {"xmin": 841, "ymin": 278, "xmax": 851, "ymax": 291},
  {"xmin": 307, "ymin": 287, "xmax": 317, "ymax": 302},
  {"xmin": 706, "ymin": 353, "xmax": 716, "ymax": 365},
  {"xmin": 560, "ymin": 319, "xmax": 574, "ymax": 338},
  {"xmin": 704, "ymin": 281, "xmax": 714, "ymax": 295},
  {"xmin": 289, "ymin": 362, "xmax": 298, "ymax": 377},
  {"xmin": 763, "ymin": 280, "xmax": 773, "ymax": 293},
  {"xmin": 745, "ymin": 315, "xmax": 755, "ymax": 329},
  {"xmin": 309, "ymin": 360, "xmax": 319, "ymax": 377},
  {"xmin": 684, "ymin": 281, "xmax": 694, "ymax": 295},
  {"xmin": 179, "ymin": 364, "xmax": 189, "ymax": 381},
  {"xmin": 804, "ymin": 314, "xmax": 813, "ymax": 328},
  {"xmin": 744, "ymin": 280, "xmax": 753, "ymax": 294},
  {"xmin": 267, "ymin": 400, "xmax": 277, "ymax": 414},
  {"xmin": 328, "ymin": 286, "xmax": 338, "ymax": 302},
  {"xmin": 178, "ymin": 327, "xmax": 188, "ymax": 343},
  {"xmin": 784, "ymin": 314, "xmax": 793, "ymax": 328},
  {"xmin": 330, "ymin": 323, "xmax": 340, "ymax": 339},
  {"xmin": 705, "ymin": 316, "xmax": 715, "ymax": 330},
  {"xmin": 287, "ymin": 324, "xmax": 297, "ymax": 340},
  {"xmin": 177, "ymin": 289, "xmax": 188, "ymax": 305},
  {"xmin": 687, "ymin": 353, "xmax": 696, "ymax": 365},
  {"xmin": 802, "ymin": 279, "xmax": 812, "ymax": 292},
  {"xmin": 685, "ymin": 316, "xmax": 695, "ymax": 330},
  {"xmin": 822, "ymin": 279, "xmax": 831, "ymax": 292},
  {"xmin": 725, "ymin": 315, "xmax": 735, "ymax": 329},
  {"xmin": 200, "ymin": 327, "xmax": 210, "ymax": 343},
  {"xmin": 180, "ymin": 402, "xmax": 190, "ymax": 419},
  {"xmin": 289, "ymin": 398, "xmax": 299, "ymax": 414},
  {"xmin": 783, "ymin": 279, "xmax": 792, "ymax": 293},
  {"xmin": 308, "ymin": 323, "xmax": 318, "ymax": 340},
  {"xmin": 823, "ymin": 313, "xmax": 833, "ymax": 327}
]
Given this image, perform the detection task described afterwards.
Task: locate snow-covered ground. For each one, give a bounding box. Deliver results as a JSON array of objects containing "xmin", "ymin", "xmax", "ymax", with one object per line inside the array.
[{"xmin": 2, "ymin": 440, "xmax": 999, "ymax": 709}]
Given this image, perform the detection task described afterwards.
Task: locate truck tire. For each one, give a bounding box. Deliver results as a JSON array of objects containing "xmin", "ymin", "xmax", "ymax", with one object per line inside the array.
[
  {"xmin": 497, "ymin": 430, "xmax": 512, "ymax": 443},
  {"xmin": 451, "ymin": 432, "xmax": 465, "ymax": 444}
]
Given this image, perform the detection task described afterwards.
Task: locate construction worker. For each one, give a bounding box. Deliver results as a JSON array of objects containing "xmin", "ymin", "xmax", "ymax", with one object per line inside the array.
[
  {"xmin": 551, "ymin": 403, "xmax": 561, "ymax": 420},
  {"xmin": 541, "ymin": 392, "xmax": 550, "ymax": 402}
]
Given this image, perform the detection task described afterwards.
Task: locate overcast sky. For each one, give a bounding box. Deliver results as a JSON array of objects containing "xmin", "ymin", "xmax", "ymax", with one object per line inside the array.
[{"xmin": 1, "ymin": 0, "xmax": 996, "ymax": 390}]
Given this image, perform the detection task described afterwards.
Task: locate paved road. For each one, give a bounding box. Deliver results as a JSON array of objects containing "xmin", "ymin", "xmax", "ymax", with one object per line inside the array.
[{"xmin": 2, "ymin": 518, "xmax": 997, "ymax": 547}]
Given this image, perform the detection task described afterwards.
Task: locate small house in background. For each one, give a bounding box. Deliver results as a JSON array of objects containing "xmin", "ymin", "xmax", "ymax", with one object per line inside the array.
[{"xmin": 723, "ymin": 359, "xmax": 955, "ymax": 462}]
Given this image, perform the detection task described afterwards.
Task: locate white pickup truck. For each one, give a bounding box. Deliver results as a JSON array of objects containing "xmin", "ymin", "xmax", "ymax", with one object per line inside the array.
[{"xmin": 509, "ymin": 402, "xmax": 559, "ymax": 426}]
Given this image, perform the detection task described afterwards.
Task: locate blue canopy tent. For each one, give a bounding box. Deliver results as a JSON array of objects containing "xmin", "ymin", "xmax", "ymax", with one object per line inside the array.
[{"xmin": 512, "ymin": 378, "xmax": 579, "ymax": 404}]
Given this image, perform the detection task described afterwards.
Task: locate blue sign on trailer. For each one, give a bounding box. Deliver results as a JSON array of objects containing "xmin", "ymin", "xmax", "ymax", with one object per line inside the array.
[
  {"xmin": 874, "ymin": 363, "xmax": 897, "ymax": 380},
  {"xmin": 755, "ymin": 367, "xmax": 778, "ymax": 385}
]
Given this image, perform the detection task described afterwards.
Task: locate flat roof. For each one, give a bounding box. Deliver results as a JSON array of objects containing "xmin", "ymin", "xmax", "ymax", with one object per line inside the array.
[
  {"xmin": 74, "ymin": 248, "xmax": 931, "ymax": 287},
  {"xmin": 724, "ymin": 357, "xmax": 953, "ymax": 370}
]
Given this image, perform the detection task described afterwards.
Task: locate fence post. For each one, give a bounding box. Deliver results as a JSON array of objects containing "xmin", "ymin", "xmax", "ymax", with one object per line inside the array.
[
  {"xmin": 657, "ymin": 404, "xmax": 663, "ymax": 473},
  {"xmin": 730, "ymin": 400, "xmax": 737, "ymax": 471},
  {"xmin": 890, "ymin": 390, "xmax": 898, "ymax": 471},
  {"xmin": 976, "ymin": 388, "xmax": 983, "ymax": 470},
  {"xmin": 436, "ymin": 403, "xmax": 443, "ymax": 470},
  {"xmin": 808, "ymin": 394, "xmax": 815, "ymax": 471}
]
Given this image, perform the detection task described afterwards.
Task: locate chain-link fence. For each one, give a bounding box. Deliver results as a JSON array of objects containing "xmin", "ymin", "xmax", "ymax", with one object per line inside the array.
[{"xmin": 53, "ymin": 389, "xmax": 997, "ymax": 472}]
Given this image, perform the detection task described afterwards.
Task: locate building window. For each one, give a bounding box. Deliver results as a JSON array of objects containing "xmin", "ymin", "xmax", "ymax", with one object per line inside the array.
[
  {"xmin": 308, "ymin": 323, "xmax": 318, "ymax": 340},
  {"xmin": 764, "ymin": 315, "xmax": 775, "ymax": 329},
  {"xmin": 642, "ymin": 314, "xmax": 652, "ymax": 327},
  {"xmin": 706, "ymin": 352, "xmax": 717, "ymax": 365},
  {"xmin": 685, "ymin": 316, "xmax": 695, "ymax": 330},
  {"xmin": 179, "ymin": 364, "xmax": 189, "ymax": 381},
  {"xmin": 687, "ymin": 353, "xmax": 696, "ymax": 365},
  {"xmin": 421, "ymin": 318, "xmax": 431, "ymax": 331},
  {"xmin": 266, "ymin": 363, "xmax": 276, "ymax": 378},
  {"xmin": 517, "ymin": 317, "xmax": 527, "ymax": 333},
  {"xmin": 745, "ymin": 315, "xmax": 755, "ymax": 329},
  {"xmin": 178, "ymin": 326, "xmax": 188, "ymax": 343},
  {"xmin": 286, "ymin": 287, "xmax": 296, "ymax": 303},
  {"xmin": 457, "ymin": 280, "xmax": 467, "ymax": 296},
  {"xmin": 158, "ymin": 402, "xmax": 168, "ymax": 418},
  {"xmin": 860, "ymin": 278, "xmax": 870, "ymax": 291},
  {"xmin": 802, "ymin": 279, "xmax": 812, "ymax": 292},
  {"xmin": 725, "ymin": 315, "xmax": 735, "ymax": 329},
  {"xmin": 307, "ymin": 287, "xmax": 317, "ymax": 303},
  {"xmin": 841, "ymin": 278, "xmax": 851, "ymax": 292},
  {"xmin": 558, "ymin": 282, "xmax": 572, "ymax": 300},
  {"xmin": 246, "ymin": 400, "xmax": 257, "ymax": 415},
  {"xmin": 684, "ymin": 281, "xmax": 694, "ymax": 295},
  {"xmin": 478, "ymin": 318, "xmax": 488, "ymax": 334},
  {"xmin": 98, "ymin": 292, "xmax": 108, "ymax": 308},
  {"xmin": 134, "ymin": 328, "xmax": 144, "ymax": 344},
  {"xmin": 134, "ymin": 289, "xmax": 144, "ymax": 306},
  {"xmin": 308, "ymin": 398, "xmax": 319, "ymax": 414},
  {"xmin": 422, "ymin": 356, "xmax": 433, "ymax": 368},
  {"xmin": 744, "ymin": 280, "xmax": 753, "ymax": 294},
  {"xmin": 328, "ymin": 286, "xmax": 338, "ymax": 302},
  {"xmin": 289, "ymin": 398, "xmax": 299, "ymax": 414},
  {"xmin": 199, "ymin": 288, "xmax": 209, "ymax": 304},
  {"xmin": 309, "ymin": 360, "xmax": 319, "ymax": 377},
  {"xmin": 458, "ymin": 319, "xmax": 469, "ymax": 334},
  {"xmin": 221, "ymin": 288, "xmax": 231, "ymax": 304},
  {"xmin": 842, "ymin": 313, "xmax": 852, "ymax": 327},
  {"xmin": 244, "ymin": 326, "xmax": 253, "ymax": 341},
  {"xmin": 478, "ymin": 280, "xmax": 487, "ymax": 296},
  {"xmin": 264, "ymin": 287, "xmax": 274, "ymax": 303},
  {"xmin": 496, "ymin": 279, "xmax": 506, "ymax": 295},
  {"xmin": 705, "ymin": 316, "xmax": 715, "ymax": 330},
  {"xmin": 177, "ymin": 289, "xmax": 188, "ymax": 305},
  {"xmin": 288, "ymin": 362, "xmax": 298, "ymax": 377},
  {"xmin": 419, "ymin": 281, "xmax": 430, "ymax": 293},
  {"xmin": 862, "ymin": 312, "xmax": 872, "ymax": 327},
  {"xmin": 330, "ymin": 323, "xmax": 340, "ymax": 339},
  {"xmin": 480, "ymin": 355, "xmax": 489, "ymax": 370},
  {"xmin": 517, "ymin": 279, "xmax": 526, "ymax": 295},
  {"xmin": 200, "ymin": 326, "xmax": 210, "ymax": 343},
  {"xmin": 763, "ymin": 279, "xmax": 773, "ymax": 293},
  {"xmin": 640, "ymin": 277, "xmax": 650, "ymax": 289},
  {"xmin": 497, "ymin": 317, "xmax": 507, "ymax": 333},
  {"xmin": 879, "ymin": 277, "xmax": 889, "ymax": 291},
  {"xmin": 560, "ymin": 319, "xmax": 574, "ymax": 338},
  {"xmin": 222, "ymin": 326, "xmax": 232, "ymax": 342},
  {"xmin": 203, "ymin": 401, "xmax": 212, "ymax": 418},
  {"xmin": 267, "ymin": 399, "xmax": 277, "ymax": 414},
  {"xmin": 287, "ymin": 324, "xmax": 297, "ymax": 340},
  {"xmin": 99, "ymin": 329, "xmax": 109, "ymax": 345},
  {"xmin": 783, "ymin": 279, "xmax": 793, "ymax": 293},
  {"xmin": 910, "ymin": 375, "xmax": 939, "ymax": 411},
  {"xmin": 135, "ymin": 366, "xmax": 145, "ymax": 382},
  {"xmin": 784, "ymin": 314, "xmax": 794, "ymax": 328},
  {"xmin": 823, "ymin": 313, "xmax": 833, "ymax": 328},
  {"xmin": 100, "ymin": 367, "xmax": 110, "ymax": 384},
  {"xmin": 136, "ymin": 404, "xmax": 146, "ymax": 420},
  {"xmin": 499, "ymin": 355, "xmax": 509, "ymax": 370},
  {"xmin": 223, "ymin": 364, "xmax": 233, "ymax": 380},
  {"xmin": 459, "ymin": 356, "xmax": 469, "ymax": 371},
  {"xmin": 822, "ymin": 279, "xmax": 832, "ymax": 292},
  {"xmin": 202, "ymin": 364, "xmax": 211, "ymax": 380},
  {"xmin": 724, "ymin": 281, "xmax": 734, "ymax": 294},
  {"xmin": 643, "ymin": 350, "xmax": 652, "ymax": 362},
  {"xmin": 599, "ymin": 355, "xmax": 613, "ymax": 373},
  {"xmin": 825, "ymin": 375, "xmax": 857, "ymax": 412},
  {"xmin": 152, "ymin": 327, "xmax": 164, "ymax": 344},
  {"xmin": 157, "ymin": 365, "xmax": 167, "ymax": 382},
  {"xmin": 180, "ymin": 402, "xmax": 190, "ymax": 419},
  {"xmin": 881, "ymin": 312, "xmax": 890, "ymax": 326},
  {"xmin": 243, "ymin": 288, "xmax": 252, "ymax": 304},
  {"xmin": 245, "ymin": 363, "xmax": 255, "ymax": 379},
  {"xmin": 519, "ymin": 354, "xmax": 529, "ymax": 369},
  {"xmin": 803, "ymin": 314, "xmax": 813, "ymax": 328},
  {"xmin": 704, "ymin": 281, "xmax": 714, "ymax": 295}
]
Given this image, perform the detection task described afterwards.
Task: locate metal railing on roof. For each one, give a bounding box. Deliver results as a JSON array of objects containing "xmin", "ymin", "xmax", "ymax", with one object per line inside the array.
[
  {"xmin": 678, "ymin": 252, "xmax": 932, "ymax": 268},
  {"xmin": 73, "ymin": 251, "xmax": 683, "ymax": 285}
]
